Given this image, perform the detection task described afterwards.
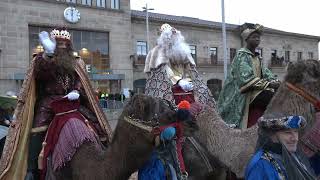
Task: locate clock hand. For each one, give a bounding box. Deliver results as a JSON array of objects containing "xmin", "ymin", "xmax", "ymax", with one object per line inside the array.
[{"xmin": 71, "ymin": 8, "xmax": 74, "ymax": 21}]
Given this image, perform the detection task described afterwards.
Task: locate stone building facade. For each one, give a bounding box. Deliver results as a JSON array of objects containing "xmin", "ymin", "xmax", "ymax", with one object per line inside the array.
[{"xmin": 0, "ymin": 0, "xmax": 319, "ymax": 99}]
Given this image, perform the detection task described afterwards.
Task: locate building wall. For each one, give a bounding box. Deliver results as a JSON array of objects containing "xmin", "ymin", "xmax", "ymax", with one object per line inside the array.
[
  {"xmin": 0, "ymin": 0, "xmax": 132, "ymax": 95},
  {"xmin": 261, "ymin": 33, "xmax": 319, "ymax": 64}
]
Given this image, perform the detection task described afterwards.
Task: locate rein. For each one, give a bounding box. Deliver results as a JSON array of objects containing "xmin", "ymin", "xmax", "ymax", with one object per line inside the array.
[
  {"xmin": 286, "ymin": 82, "xmax": 320, "ymax": 111},
  {"xmin": 186, "ymin": 137, "xmax": 213, "ymax": 172}
]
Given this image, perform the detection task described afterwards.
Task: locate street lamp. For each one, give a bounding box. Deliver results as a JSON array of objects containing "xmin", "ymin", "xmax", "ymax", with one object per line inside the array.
[
  {"xmin": 221, "ymin": 0, "xmax": 228, "ymax": 80},
  {"xmin": 142, "ymin": 3, "xmax": 154, "ymax": 52}
]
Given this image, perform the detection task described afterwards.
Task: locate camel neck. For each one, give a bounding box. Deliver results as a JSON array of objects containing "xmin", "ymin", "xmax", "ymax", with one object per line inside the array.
[{"xmin": 104, "ymin": 141, "xmax": 135, "ymax": 180}]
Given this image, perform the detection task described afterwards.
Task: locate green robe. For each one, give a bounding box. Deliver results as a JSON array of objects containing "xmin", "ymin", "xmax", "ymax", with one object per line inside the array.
[{"xmin": 217, "ymin": 48, "xmax": 276, "ymax": 128}]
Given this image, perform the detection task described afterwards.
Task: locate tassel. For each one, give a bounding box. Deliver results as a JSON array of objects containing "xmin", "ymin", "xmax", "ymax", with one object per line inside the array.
[
  {"xmin": 38, "ymin": 142, "xmax": 47, "ymax": 170},
  {"xmin": 84, "ymin": 120, "xmax": 94, "ymax": 132}
]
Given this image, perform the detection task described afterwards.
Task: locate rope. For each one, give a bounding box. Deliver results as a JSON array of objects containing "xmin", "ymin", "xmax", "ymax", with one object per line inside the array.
[{"xmin": 187, "ymin": 137, "xmax": 213, "ymax": 172}]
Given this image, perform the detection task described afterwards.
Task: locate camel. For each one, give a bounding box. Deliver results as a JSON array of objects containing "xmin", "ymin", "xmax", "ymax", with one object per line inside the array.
[
  {"xmin": 182, "ymin": 136, "xmax": 237, "ymax": 180},
  {"xmin": 195, "ymin": 60, "xmax": 320, "ymax": 177},
  {"xmin": 49, "ymin": 94, "xmax": 197, "ymax": 180}
]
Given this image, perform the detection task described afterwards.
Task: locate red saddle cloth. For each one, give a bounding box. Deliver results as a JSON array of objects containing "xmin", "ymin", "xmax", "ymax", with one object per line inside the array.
[
  {"xmin": 172, "ymin": 85, "xmax": 195, "ymax": 105},
  {"xmin": 41, "ymin": 97, "xmax": 86, "ymax": 180}
]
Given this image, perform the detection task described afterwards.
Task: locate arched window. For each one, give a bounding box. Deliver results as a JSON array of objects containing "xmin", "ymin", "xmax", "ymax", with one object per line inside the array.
[
  {"xmin": 207, "ymin": 79, "xmax": 222, "ymax": 100},
  {"xmin": 133, "ymin": 79, "xmax": 146, "ymax": 94}
]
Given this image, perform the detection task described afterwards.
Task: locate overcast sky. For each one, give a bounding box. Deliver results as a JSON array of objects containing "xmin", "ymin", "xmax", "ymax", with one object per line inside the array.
[{"xmin": 131, "ymin": 0, "xmax": 320, "ymax": 58}]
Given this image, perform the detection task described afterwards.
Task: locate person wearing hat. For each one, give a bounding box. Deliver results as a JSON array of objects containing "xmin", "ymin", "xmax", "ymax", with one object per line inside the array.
[
  {"xmin": 0, "ymin": 27, "xmax": 112, "ymax": 179},
  {"xmin": 144, "ymin": 23, "xmax": 215, "ymax": 112},
  {"xmin": 218, "ymin": 23, "xmax": 280, "ymax": 129},
  {"xmin": 245, "ymin": 114, "xmax": 317, "ymax": 180}
]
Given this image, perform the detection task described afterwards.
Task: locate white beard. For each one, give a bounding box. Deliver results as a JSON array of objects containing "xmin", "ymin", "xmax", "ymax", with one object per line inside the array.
[{"xmin": 157, "ymin": 30, "xmax": 191, "ymax": 64}]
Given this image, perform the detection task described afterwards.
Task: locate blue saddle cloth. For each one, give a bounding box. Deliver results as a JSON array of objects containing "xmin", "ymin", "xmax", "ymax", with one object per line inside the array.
[
  {"xmin": 310, "ymin": 153, "xmax": 320, "ymax": 176},
  {"xmin": 138, "ymin": 151, "xmax": 177, "ymax": 180}
]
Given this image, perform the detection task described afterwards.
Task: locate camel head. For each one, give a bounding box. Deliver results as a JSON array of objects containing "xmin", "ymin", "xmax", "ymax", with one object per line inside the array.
[
  {"xmin": 285, "ymin": 59, "xmax": 320, "ymax": 94},
  {"xmin": 122, "ymin": 94, "xmax": 198, "ymax": 137},
  {"xmin": 111, "ymin": 94, "xmax": 199, "ymax": 172},
  {"xmin": 275, "ymin": 59, "xmax": 320, "ymax": 129}
]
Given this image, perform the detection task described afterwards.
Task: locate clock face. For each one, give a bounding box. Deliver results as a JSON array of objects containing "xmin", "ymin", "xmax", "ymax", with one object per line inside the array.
[{"xmin": 64, "ymin": 7, "xmax": 80, "ymax": 23}]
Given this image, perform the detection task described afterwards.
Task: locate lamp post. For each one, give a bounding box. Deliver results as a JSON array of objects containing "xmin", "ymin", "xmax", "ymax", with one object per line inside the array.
[
  {"xmin": 221, "ymin": 0, "xmax": 228, "ymax": 80},
  {"xmin": 142, "ymin": 3, "xmax": 154, "ymax": 52}
]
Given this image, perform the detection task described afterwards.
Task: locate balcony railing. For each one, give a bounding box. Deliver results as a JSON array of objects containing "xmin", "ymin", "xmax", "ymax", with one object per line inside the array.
[
  {"xmin": 131, "ymin": 54, "xmax": 146, "ymax": 65},
  {"xmin": 196, "ymin": 57, "xmax": 224, "ymax": 66},
  {"xmin": 270, "ymin": 57, "xmax": 286, "ymax": 67},
  {"xmin": 131, "ymin": 55, "xmax": 228, "ymax": 66}
]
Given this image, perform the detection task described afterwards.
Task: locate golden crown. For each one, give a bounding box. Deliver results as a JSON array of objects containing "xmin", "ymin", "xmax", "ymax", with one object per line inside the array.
[{"xmin": 50, "ymin": 29, "xmax": 71, "ymax": 40}]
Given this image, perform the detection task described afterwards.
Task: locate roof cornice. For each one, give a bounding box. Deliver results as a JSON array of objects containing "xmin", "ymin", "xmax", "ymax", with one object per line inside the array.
[{"xmin": 131, "ymin": 10, "xmax": 320, "ymax": 41}]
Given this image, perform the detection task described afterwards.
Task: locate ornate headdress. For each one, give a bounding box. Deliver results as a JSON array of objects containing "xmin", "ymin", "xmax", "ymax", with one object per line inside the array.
[
  {"xmin": 258, "ymin": 115, "xmax": 306, "ymax": 131},
  {"xmin": 160, "ymin": 23, "xmax": 172, "ymax": 32},
  {"xmin": 160, "ymin": 23, "xmax": 177, "ymax": 34},
  {"xmin": 50, "ymin": 27, "xmax": 71, "ymax": 41},
  {"xmin": 241, "ymin": 23, "xmax": 264, "ymax": 40}
]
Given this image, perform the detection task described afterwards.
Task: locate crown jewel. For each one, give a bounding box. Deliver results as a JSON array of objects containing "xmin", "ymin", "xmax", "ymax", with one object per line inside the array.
[{"xmin": 50, "ymin": 29, "xmax": 71, "ymax": 40}]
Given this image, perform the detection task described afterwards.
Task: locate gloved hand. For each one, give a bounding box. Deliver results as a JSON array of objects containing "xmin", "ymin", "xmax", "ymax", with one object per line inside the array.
[
  {"xmin": 227, "ymin": 124, "xmax": 237, "ymax": 128},
  {"xmin": 178, "ymin": 79, "xmax": 193, "ymax": 92},
  {"xmin": 64, "ymin": 90, "xmax": 80, "ymax": 101},
  {"xmin": 160, "ymin": 127, "xmax": 176, "ymax": 141},
  {"xmin": 39, "ymin": 31, "xmax": 56, "ymax": 55},
  {"xmin": 268, "ymin": 80, "xmax": 280, "ymax": 89}
]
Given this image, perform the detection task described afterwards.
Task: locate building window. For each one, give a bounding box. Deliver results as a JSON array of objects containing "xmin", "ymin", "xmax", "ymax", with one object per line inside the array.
[
  {"xmin": 133, "ymin": 79, "xmax": 147, "ymax": 94},
  {"xmin": 308, "ymin": 52, "xmax": 314, "ymax": 59},
  {"xmin": 230, "ymin": 48, "xmax": 236, "ymax": 63},
  {"xmin": 81, "ymin": 0, "xmax": 91, "ymax": 6},
  {"xmin": 97, "ymin": 0, "xmax": 106, "ymax": 7},
  {"xmin": 256, "ymin": 48, "xmax": 263, "ymax": 59},
  {"xmin": 207, "ymin": 79, "xmax": 222, "ymax": 100},
  {"xmin": 190, "ymin": 45, "xmax": 197, "ymax": 62},
  {"xmin": 271, "ymin": 49, "xmax": 277, "ymax": 64},
  {"xmin": 29, "ymin": 26, "xmax": 114, "ymax": 93},
  {"xmin": 271, "ymin": 49, "xmax": 277, "ymax": 58},
  {"xmin": 29, "ymin": 26, "xmax": 109, "ymax": 71},
  {"xmin": 136, "ymin": 41, "xmax": 147, "ymax": 64},
  {"xmin": 209, "ymin": 47, "xmax": 218, "ymax": 64},
  {"xmin": 271, "ymin": 49, "xmax": 285, "ymax": 66},
  {"xmin": 111, "ymin": 0, "xmax": 120, "ymax": 9},
  {"xmin": 285, "ymin": 51, "xmax": 290, "ymax": 62},
  {"xmin": 136, "ymin": 41, "xmax": 147, "ymax": 56},
  {"xmin": 66, "ymin": 0, "xmax": 76, "ymax": 3},
  {"xmin": 297, "ymin": 51, "xmax": 303, "ymax": 61}
]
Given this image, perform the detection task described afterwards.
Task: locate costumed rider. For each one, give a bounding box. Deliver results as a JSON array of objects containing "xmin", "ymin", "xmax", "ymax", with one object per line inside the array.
[
  {"xmin": 18, "ymin": 28, "xmax": 111, "ymax": 180},
  {"xmin": 218, "ymin": 23, "xmax": 280, "ymax": 129},
  {"xmin": 139, "ymin": 100, "xmax": 193, "ymax": 180},
  {"xmin": 144, "ymin": 23, "xmax": 216, "ymax": 114},
  {"xmin": 245, "ymin": 113, "xmax": 318, "ymax": 180}
]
